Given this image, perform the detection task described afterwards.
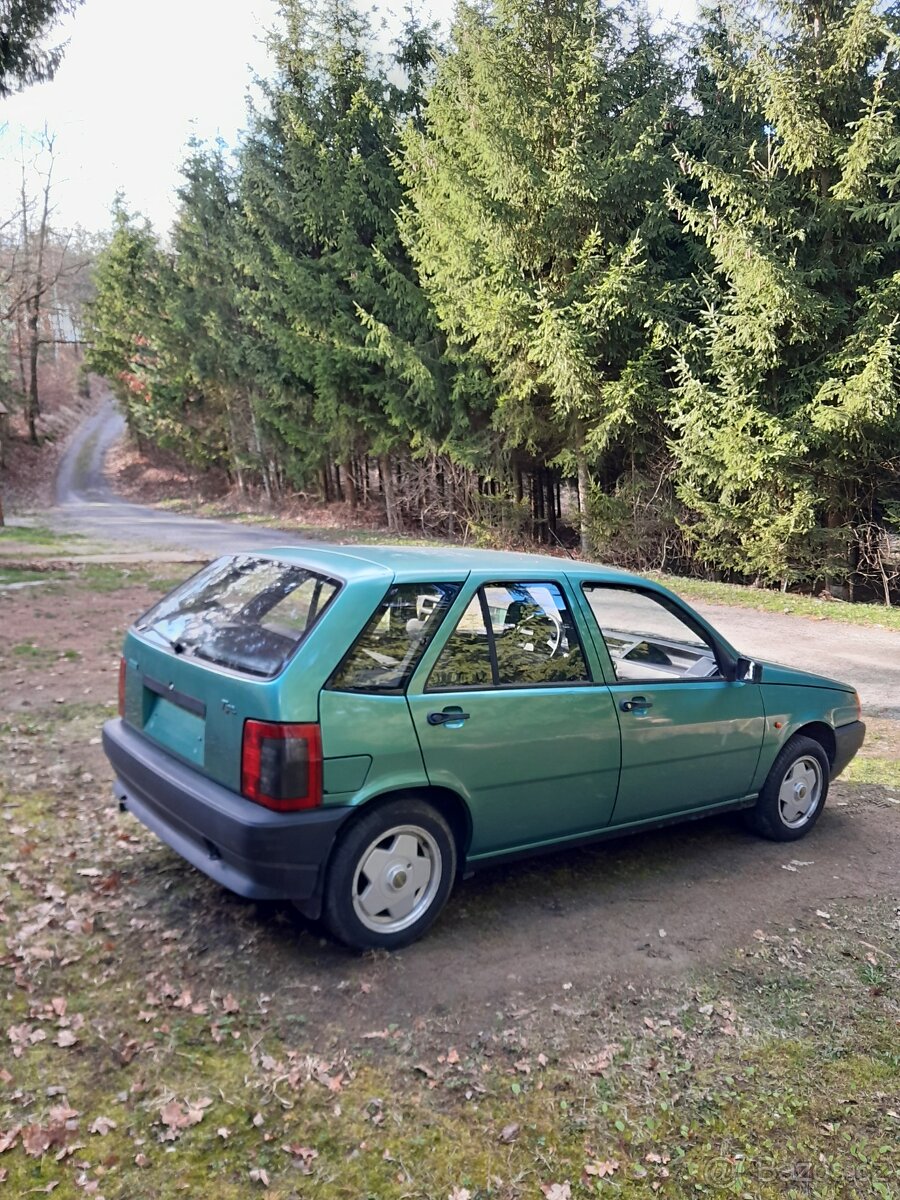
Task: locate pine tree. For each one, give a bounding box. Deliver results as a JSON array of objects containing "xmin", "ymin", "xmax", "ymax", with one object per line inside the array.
[
  {"xmin": 166, "ymin": 144, "xmax": 268, "ymax": 488},
  {"xmin": 236, "ymin": 0, "xmax": 479, "ymax": 523},
  {"xmin": 401, "ymin": 0, "xmax": 684, "ymax": 550},
  {"xmin": 671, "ymin": 0, "xmax": 900, "ymax": 588},
  {"xmin": 84, "ymin": 202, "xmax": 176, "ymax": 448},
  {"xmin": 0, "ymin": 0, "xmax": 83, "ymax": 97}
]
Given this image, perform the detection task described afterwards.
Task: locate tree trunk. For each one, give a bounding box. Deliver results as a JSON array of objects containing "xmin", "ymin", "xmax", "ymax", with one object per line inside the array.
[
  {"xmin": 248, "ymin": 400, "xmax": 271, "ymax": 503},
  {"xmin": 546, "ymin": 471, "xmax": 557, "ymax": 538},
  {"xmin": 379, "ymin": 455, "xmax": 401, "ymax": 534},
  {"xmin": 26, "ymin": 299, "xmax": 40, "ymax": 443},
  {"xmin": 23, "ymin": 134, "xmax": 55, "ymax": 446},
  {"xmin": 576, "ymin": 445, "xmax": 592, "ymax": 556},
  {"xmin": 227, "ymin": 399, "xmax": 245, "ymax": 496},
  {"xmin": 343, "ymin": 462, "xmax": 358, "ymax": 508}
]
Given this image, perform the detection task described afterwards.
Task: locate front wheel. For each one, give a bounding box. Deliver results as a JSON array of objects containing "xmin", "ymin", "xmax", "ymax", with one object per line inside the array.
[
  {"xmin": 322, "ymin": 799, "xmax": 457, "ymax": 950},
  {"xmin": 745, "ymin": 735, "xmax": 830, "ymax": 841}
]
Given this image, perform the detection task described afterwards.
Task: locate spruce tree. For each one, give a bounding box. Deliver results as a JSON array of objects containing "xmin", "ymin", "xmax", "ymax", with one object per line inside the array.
[
  {"xmin": 671, "ymin": 0, "xmax": 900, "ymax": 587},
  {"xmin": 402, "ymin": 0, "xmax": 684, "ymax": 550},
  {"xmin": 84, "ymin": 202, "xmax": 177, "ymax": 449},
  {"xmin": 0, "ymin": 0, "xmax": 83, "ymax": 97}
]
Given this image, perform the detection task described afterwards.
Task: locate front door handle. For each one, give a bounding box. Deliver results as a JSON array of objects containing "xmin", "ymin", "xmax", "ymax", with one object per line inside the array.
[
  {"xmin": 427, "ymin": 707, "xmax": 471, "ymax": 727},
  {"xmin": 621, "ymin": 696, "xmax": 652, "ymax": 713}
]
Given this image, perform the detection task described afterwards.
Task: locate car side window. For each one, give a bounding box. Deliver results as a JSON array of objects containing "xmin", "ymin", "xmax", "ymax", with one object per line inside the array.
[
  {"xmin": 582, "ymin": 584, "xmax": 721, "ymax": 683},
  {"xmin": 329, "ymin": 583, "xmax": 460, "ymax": 693},
  {"xmin": 427, "ymin": 595, "xmax": 494, "ymax": 689},
  {"xmin": 428, "ymin": 581, "xmax": 590, "ymax": 689}
]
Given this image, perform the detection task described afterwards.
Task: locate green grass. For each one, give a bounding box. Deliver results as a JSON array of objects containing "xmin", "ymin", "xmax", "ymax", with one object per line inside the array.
[
  {"xmin": 1, "ymin": 642, "xmax": 80, "ymax": 664},
  {"xmin": 0, "ymin": 524, "xmax": 83, "ymax": 547},
  {"xmin": 0, "ymin": 566, "xmax": 54, "ymax": 585},
  {"xmin": 845, "ymin": 756, "xmax": 900, "ymax": 788},
  {"xmin": 0, "ymin": 561, "xmax": 189, "ymax": 593},
  {"xmin": 64, "ymin": 562, "xmax": 193, "ymax": 593},
  {"xmin": 651, "ymin": 572, "xmax": 900, "ymax": 631}
]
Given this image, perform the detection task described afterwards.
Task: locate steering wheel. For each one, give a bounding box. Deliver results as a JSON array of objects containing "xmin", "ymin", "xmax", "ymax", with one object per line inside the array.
[{"xmin": 517, "ymin": 614, "xmax": 563, "ymax": 658}]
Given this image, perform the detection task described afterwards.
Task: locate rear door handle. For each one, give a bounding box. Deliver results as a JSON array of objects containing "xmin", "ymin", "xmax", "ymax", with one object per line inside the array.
[
  {"xmin": 621, "ymin": 696, "xmax": 652, "ymax": 713},
  {"xmin": 427, "ymin": 708, "xmax": 471, "ymax": 726}
]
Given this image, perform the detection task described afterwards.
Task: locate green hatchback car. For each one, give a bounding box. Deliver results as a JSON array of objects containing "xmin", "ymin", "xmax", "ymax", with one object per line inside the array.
[{"xmin": 103, "ymin": 547, "xmax": 865, "ymax": 949}]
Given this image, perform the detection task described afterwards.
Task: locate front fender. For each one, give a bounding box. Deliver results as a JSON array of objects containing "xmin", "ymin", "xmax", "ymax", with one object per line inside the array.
[{"xmin": 752, "ymin": 683, "xmax": 860, "ymax": 792}]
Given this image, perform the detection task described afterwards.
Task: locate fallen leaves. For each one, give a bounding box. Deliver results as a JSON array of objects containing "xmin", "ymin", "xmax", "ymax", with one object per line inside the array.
[
  {"xmin": 21, "ymin": 1106, "xmax": 80, "ymax": 1159},
  {"xmin": 0, "ymin": 1127, "xmax": 20, "ymax": 1154},
  {"xmin": 584, "ymin": 1159, "xmax": 619, "ymax": 1179},
  {"xmin": 7, "ymin": 1005, "xmax": 86, "ymax": 1057},
  {"xmin": 282, "ymin": 1143, "xmax": 318, "ymax": 1172},
  {"xmin": 88, "ymin": 1116, "xmax": 117, "ymax": 1136},
  {"xmin": 158, "ymin": 1097, "xmax": 213, "ymax": 1140},
  {"xmin": 540, "ymin": 1183, "xmax": 571, "ymax": 1200},
  {"xmin": 574, "ymin": 1043, "xmax": 621, "ymax": 1077}
]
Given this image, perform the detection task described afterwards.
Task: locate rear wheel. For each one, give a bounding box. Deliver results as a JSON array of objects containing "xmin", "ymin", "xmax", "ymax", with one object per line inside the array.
[
  {"xmin": 746, "ymin": 735, "xmax": 830, "ymax": 841},
  {"xmin": 322, "ymin": 799, "xmax": 456, "ymax": 950}
]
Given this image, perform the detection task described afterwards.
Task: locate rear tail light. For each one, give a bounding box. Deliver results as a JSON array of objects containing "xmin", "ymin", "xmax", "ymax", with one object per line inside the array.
[
  {"xmin": 241, "ymin": 720, "xmax": 322, "ymax": 812},
  {"xmin": 118, "ymin": 657, "xmax": 126, "ymax": 717}
]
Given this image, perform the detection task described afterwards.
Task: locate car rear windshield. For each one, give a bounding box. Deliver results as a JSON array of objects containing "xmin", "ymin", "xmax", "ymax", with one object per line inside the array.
[{"xmin": 135, "ymin": 555, "xmax": 340, "ymax": 678}]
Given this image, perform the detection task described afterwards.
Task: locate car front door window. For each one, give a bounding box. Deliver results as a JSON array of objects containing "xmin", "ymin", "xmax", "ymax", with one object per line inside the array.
[{"xmin": 581, "ymin": 585, "xmax": 721, "ymax": 683}]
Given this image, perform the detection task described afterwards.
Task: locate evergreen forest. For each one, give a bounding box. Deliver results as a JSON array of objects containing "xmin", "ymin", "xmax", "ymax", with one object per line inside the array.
[{"xmin": 85, "ymin": 0, "xmax": 900, "ymax": 599}]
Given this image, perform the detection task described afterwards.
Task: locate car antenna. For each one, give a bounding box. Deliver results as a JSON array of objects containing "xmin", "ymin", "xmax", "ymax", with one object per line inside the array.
[{"xmin": 546, "ymin": 523, "xmax": 576, "ymax": 560}]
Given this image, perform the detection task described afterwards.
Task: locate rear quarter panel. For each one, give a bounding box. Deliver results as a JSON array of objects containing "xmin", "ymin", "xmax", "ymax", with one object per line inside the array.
[{"xmin": 317, "ymin": 691, "xmax": 429, "ymax": 806}]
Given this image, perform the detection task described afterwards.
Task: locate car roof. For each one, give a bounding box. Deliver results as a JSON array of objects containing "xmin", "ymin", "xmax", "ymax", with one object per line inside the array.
[{"xmin": 263, "ymin": 543, "xmax": 647, "ymax": 587}]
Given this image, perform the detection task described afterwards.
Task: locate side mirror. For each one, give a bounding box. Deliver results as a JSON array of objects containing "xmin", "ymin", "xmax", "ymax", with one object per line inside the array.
[{"xmin": 734, "ymin": 656, "xmax": 762, "ymax": 684}]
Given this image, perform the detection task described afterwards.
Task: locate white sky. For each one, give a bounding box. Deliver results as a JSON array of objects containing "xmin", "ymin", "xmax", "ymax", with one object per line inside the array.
[{"xmin": 0, "ymin": 0, "xmax": 695, "ymax": 236}]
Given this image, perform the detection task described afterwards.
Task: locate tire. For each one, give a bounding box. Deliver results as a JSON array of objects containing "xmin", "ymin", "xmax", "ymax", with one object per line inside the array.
[
  {"xmin": 322, "ymin": 799, "xmax": 457, "ymax": 950},
  {"xmin": 745, "ymin": 735, "xmax": 830, "ymax": 841}
]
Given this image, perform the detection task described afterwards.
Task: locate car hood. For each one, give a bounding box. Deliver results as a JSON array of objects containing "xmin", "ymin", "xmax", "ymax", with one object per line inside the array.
[{"xmin": 758, "ymin": 660, "xmax": 855, "ymax": 694}]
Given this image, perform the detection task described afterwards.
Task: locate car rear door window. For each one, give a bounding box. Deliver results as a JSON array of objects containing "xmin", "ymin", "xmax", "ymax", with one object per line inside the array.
[
  {"xmin": 429, "ymin": 581, "xmax": 589, "ymax": 689},
  {"xmin": 427, "ymin": 595, "xmax": 494, "ymax": 688},
  {"xmin": 581, "ymin": 584, "xmax": 721, "ymax": 682},
  {"xmin": 136, "ymin": 554, "xmax": 339, "ymax": 678},
  {"xmin": 328, "ymin": 583, "xmax": 460, "ymax": 693}
]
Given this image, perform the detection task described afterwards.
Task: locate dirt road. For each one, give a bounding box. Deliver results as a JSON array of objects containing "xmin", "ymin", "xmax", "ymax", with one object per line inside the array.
[
  {"xmin": 50, "ymin": 400, "xmax": 900, "ymax": 712},
  {"xmin": 53, "ymin": 396, "xmax": 307, "ymax": 556}
]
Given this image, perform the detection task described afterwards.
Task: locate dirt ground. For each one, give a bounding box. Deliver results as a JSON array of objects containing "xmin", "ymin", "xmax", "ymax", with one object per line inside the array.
[
  {"xmin": 1, "ymin": 572, "xmax": 897, "ymax": 1040},
  {"xmin": 1, "ymin": 564, "xmax": 897, "ymax": 1198}
]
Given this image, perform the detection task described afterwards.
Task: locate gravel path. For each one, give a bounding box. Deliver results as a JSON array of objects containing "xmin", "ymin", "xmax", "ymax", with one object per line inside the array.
[{"xmin": 49, "ymin": 398, "xmax": 900, "ymax": 713}]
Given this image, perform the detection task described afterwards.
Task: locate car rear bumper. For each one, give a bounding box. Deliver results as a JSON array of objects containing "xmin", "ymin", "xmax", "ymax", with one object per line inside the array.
[
  {"xmin": 831, "ymin": 720, "xmax": 865, "ymax": 780},
  {"xmin": 103, "ymin": 718, "xmax": 351, "ymax": 905}
]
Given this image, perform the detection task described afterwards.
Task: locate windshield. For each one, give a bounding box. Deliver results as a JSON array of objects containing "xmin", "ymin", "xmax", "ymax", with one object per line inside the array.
[{"xmin": 136, "ymin": 555, "xmax": 340, "ymax": 677}]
